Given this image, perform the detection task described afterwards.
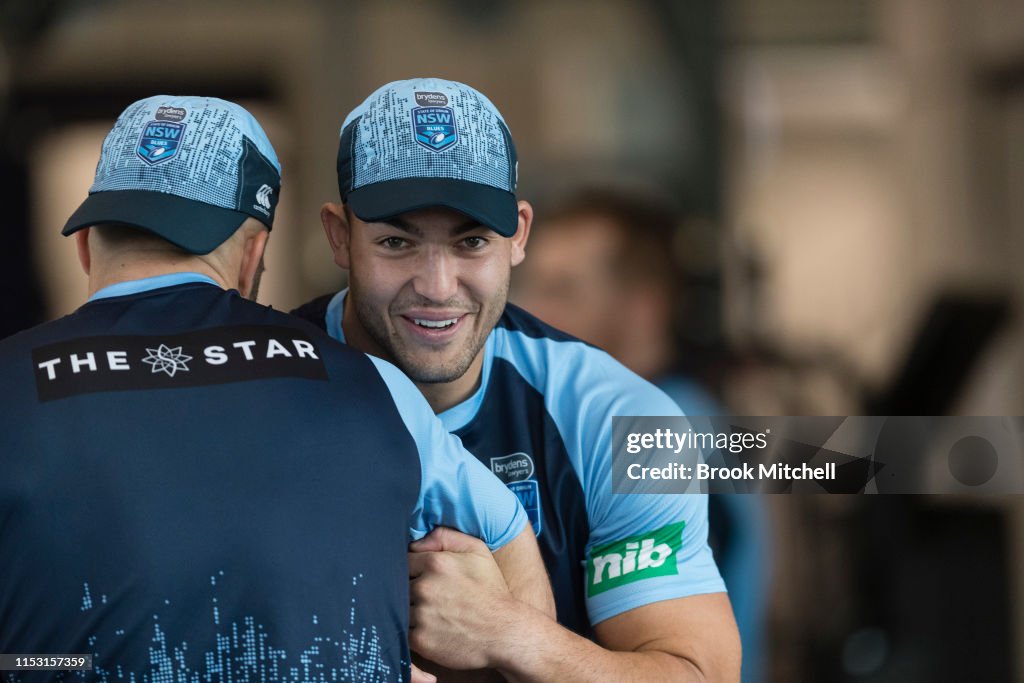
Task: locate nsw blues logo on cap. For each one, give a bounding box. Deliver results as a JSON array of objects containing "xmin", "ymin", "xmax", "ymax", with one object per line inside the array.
[
  {"xmin": 412, "ymin": 91, "xmax": 458, "ymax": 153},
  {"xmin": 62, "ymin": 95, "xmax": 282, "ymax": 255},
  {"xmin": 137, "ymin": 106, "xmax": 187, "ymax": 165}
]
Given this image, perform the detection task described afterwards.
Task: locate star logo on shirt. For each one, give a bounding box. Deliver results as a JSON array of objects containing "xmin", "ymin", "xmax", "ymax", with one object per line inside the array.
[{"xmin": 141, "ymin": 344, "xmax": 192, "ymax": 377}]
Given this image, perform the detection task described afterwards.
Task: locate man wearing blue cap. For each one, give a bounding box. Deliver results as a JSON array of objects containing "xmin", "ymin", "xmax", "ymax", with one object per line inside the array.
[
  {"xmin": 295, "ymin": 79, "xmax": 741, "ymax": 681},
  {"xmin": 0, "ymin": 95, "xmax": 547, "ymax": 683}
]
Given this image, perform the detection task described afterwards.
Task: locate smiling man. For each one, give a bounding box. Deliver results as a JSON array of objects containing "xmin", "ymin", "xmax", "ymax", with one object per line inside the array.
[
  {"xmin": 333, "ymin": 205, "xmax": 519, "ymax": 412},
  {"xmin": 294, "ymin": 78, "xmax": 741, "ymax": 681}
]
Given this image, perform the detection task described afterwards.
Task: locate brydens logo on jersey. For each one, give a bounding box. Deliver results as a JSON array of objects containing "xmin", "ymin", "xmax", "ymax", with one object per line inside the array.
[
  {"xmin": 491, "ymin": 453, "xmax": 542, "ymax": 536},
  {"xmin": 490, "ymin": 453, "xmax": 534, "ymax": 482},
  {"xmin": 586, "ymin": 521, "xmax": 685, "ymax": 597}
]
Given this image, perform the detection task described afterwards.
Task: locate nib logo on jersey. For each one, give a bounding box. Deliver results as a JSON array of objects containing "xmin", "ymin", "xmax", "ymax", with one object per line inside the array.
[
  {"xmin": 586, "ymin": 522, "xmax": 685, "ymax": 597},
  {"xmin": 491, "ymin": 453, "xmax": 542, "ymax": 536},
  {"xmin": 32, "ymin": 325, "xmax": 327, "ymax": 402}
]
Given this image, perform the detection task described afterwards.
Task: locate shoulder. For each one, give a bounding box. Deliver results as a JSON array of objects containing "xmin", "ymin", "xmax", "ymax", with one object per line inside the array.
[
  {"xmin": 226, "ymin": 294, "xmax": 361, "ymax": 363},
  {"xmin": 0, "ymin": 318, "xmax": 64, "ymax": 368},
  {"xmin": 8, "ymin": 287, "xmax": 371, "ymax": 381},
  {"xmin": 0, "ymin": 308, "xmax": 93, "ymax": 361},
  {"xmin": 289, "ymin": 293, "xmax": 334, "ymax": 332},
  {"xmin": 491, "ymin": 304, "xmax": 681, "ymax": 419},
  {"xmin": 494, "ymin": 303, "xmax": 584, "ymax": 344},
  {"xmin": 487, "ymin": 305, "xmax": 681, "ymax": 505}
]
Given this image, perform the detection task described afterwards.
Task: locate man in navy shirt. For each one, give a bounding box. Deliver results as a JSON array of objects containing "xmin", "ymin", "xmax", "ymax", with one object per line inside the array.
[
  {"xmin": 0, "ymin": 95, "xmax": 547, "ymax": 683},
  {"xmin": 294, "ymin": 78, "xmax": 741, "ymax": 681}
]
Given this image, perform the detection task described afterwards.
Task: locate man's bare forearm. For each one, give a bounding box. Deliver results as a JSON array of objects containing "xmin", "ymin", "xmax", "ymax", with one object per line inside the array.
[
  {"xmin": 492, "ymin": 528, "xmax": 556, "ymax": 619},
  {"xmin": 492, "ymin": 601, "xmax": 715, "ymax": 683},
  {"xmin": 406, "ymin": 529, "xmax": 744, "ymax": 681}
]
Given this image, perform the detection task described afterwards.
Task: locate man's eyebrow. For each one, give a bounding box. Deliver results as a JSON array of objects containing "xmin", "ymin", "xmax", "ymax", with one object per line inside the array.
[
  {"xmin": 378, "ymin": 216, "xmax": 488, "ymax": 236},
  {"xmin": 378, "ymin": 217, "xmax": 422, "ymax": 236},
  {"xmin": 452, "ymin": 219, "xmax": 487, "ymax": 235}
]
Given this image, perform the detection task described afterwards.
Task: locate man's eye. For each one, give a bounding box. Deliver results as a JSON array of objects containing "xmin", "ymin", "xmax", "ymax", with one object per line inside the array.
[
  {"xmin": 380, "ymin": 237, "xmax": 407, "ymax": 249},
  {"xmin": 462, "ymin": 236, "xmax": 488, "ymax": 249}
]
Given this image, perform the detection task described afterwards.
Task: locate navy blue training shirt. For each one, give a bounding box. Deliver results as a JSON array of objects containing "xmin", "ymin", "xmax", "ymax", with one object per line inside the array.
[{"xmin": 0, "ymin": 274, "xmax": 526, "ymax": 682}]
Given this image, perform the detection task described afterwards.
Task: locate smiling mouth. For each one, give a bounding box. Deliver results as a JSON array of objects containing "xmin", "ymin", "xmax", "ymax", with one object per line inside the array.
[
  {"xmin": 410, "ymin": 317, "xmax": 460, "ymax": 330},
  {"xmin": 398, "ymin": 313, "xmax": 469, "ymax": 340}
]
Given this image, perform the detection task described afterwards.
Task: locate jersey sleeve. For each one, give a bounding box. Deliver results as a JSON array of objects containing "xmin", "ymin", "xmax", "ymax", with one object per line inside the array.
[
  {"xmin": 369, "ymin": 355, "xmax": 528, "ymax": 550},
  {"xmin": 577, "ymin": 364, "xmax": 726, "ymax": 626}
]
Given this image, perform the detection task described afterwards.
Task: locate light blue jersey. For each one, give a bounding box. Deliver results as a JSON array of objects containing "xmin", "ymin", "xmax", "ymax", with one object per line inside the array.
[{"xmin": 369, "ymin": 355, "xmax": 528, "ymax": 549}]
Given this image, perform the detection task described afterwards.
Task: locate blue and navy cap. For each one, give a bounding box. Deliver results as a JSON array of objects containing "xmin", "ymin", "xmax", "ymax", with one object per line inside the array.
[
  {"xmin": 337, "ymin": 78, "xmax": 519, "ymax": 237},
  {"xmin": 63, "ymin": 95, "xmax": 281, "ymax": 255}
]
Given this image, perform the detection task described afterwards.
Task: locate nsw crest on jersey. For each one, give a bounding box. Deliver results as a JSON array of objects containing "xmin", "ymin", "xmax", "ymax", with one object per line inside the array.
[
  {"xmin": 509, "ymin": 480, "xmax": 542, "ymax": 537},
  {"xmin": 491, "ymin": 453, "xmax": 541, "ymax": 535},
  {"xmin": 412, "ymin": 107, "xmax": 458, "ymax": 152},
  {"xmin": 137, "ymin": 120, "xmax": 186, "ymax": 165}
]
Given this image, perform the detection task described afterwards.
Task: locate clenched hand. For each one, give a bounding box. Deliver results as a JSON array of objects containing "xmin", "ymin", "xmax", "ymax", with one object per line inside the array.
[{"xmin": 408, "ymin": 527, "xmax": 525, "ymax": 671}]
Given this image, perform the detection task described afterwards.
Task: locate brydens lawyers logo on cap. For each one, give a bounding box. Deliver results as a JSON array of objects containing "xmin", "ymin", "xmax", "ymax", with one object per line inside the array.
[
  {"xmin": 137, "ymin": 107, "xmax": 187, "ymax": 166},
  {"xmin": 155, "ymin": 106, "xmax": 186, "ymax": 122},
  {"xmin": 412, "ymin": 92, "xmax": 458, "ymax": 153},
  {"xmin": 414, "ymin": 91, "xmax": 449, "ymax": 107}
]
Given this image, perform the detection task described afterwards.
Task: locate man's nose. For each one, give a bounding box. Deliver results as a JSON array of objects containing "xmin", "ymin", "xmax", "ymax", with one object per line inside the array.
[{"xmin": 411, "ymin": 248, "xmax": 459, "ymax": 303}]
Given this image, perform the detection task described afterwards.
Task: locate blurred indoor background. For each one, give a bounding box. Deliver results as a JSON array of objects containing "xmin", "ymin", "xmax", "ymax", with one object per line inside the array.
[{"xmin": 1, "ymin": 1, "xmax": 1022, "ymax": 681}]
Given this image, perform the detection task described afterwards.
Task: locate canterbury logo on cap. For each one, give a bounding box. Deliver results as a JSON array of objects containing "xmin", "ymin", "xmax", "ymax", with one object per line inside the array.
[{"xmin": 254, "ymin": 184, "xmax": 274, "ymax": 215}]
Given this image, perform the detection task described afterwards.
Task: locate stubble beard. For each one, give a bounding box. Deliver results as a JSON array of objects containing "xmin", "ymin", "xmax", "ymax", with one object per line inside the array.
[{"xmin": 351, "ymin": 280, "xmax": 508, "ymax": 385}]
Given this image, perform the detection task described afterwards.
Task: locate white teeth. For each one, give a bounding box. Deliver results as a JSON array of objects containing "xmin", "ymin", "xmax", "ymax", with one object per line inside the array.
[{"xmin": 413, "ymin": 318, "xmax": 458, "ymax": 329}]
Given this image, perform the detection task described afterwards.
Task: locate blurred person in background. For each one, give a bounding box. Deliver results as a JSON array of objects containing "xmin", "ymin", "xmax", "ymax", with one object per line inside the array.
[{"xmin": 515, "ymin": 187, "xmax": 770, "ymax": 683}]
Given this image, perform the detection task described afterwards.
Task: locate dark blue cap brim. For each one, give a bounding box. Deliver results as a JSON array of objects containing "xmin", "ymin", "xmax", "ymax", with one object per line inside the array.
[
  {"xmin": 62, "ymin": 190, "xmax": 253, "ymax": 255},
  {"xmin": 346, "ymin": 178, "xmax": 518, "ymax": 237}
]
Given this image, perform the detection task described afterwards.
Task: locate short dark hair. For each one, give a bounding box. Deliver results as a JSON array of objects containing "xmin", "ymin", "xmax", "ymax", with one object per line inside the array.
[
  {"xmin": 541, "ymin": 188, "xmax": 682, "ymax": 296},
  {"xmin": 90, "ymin": 223, "xmax": 186, "ymax": 252}
]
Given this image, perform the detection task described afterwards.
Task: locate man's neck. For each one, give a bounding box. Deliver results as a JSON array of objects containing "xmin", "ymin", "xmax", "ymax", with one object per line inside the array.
[
  {"xmin": 413, "ymin": 352, "xmax": 484, "ymax": 414},
  {"xmin": 88, "ymin": 257, "xmax": 228, "ymax": 298}
]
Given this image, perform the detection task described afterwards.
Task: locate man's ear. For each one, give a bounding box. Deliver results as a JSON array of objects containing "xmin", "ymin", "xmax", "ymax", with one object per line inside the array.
[
  {"xmin": 74, "ymin": 228, "xmax": 91, "ymax": 276},
  {"xmin": 238, "ymin": 227, "xmax": 270, "ymax": 300},
  {"xmin": 509, "ymin": 200, "xmax": 533, "ymax": 268},
  {"xmin": 321, "ymin": 202, "xmax": 352, "ymax": 270}
]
